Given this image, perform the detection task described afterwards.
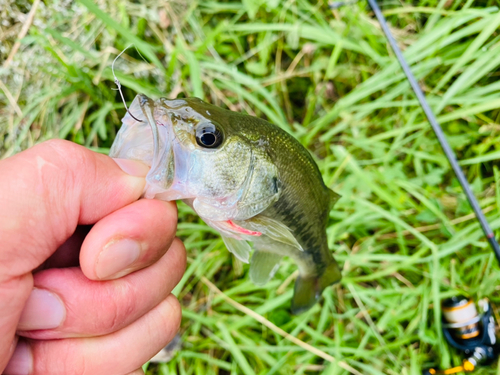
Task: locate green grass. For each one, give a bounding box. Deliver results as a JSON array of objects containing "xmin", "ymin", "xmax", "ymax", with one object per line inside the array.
[{"xmin": 2, "ymin": 0, "xmax": 500, "ymax": 374}]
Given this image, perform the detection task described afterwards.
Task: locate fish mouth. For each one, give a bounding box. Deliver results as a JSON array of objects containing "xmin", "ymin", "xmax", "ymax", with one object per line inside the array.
[
  {"xmin": 109, "ymin": 94, "xmax": 175, "ymax": 199},
  {"xmin": 109, "ymin": 94, "xmax": 153, "ymax": 163},
  {"xmin": 136, "ymin": 94, "xmax": 176, "ymax": 199},
  {"xmin": 110, "ymin": 94, "xmax": 192, "ymax": 201}
]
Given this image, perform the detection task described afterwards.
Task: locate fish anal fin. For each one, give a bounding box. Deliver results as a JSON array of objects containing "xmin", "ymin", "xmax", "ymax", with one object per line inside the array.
[
  {"xmin": 291, "ymin": 260, "xmax": 342, "ymax": 315},
  {"xmin": 221, "ymin": 236, "xmax": 252, "ymax": 264},
  {"xmin": 249, "ymin": 250, "xmax": 282, "ymax": 286}
]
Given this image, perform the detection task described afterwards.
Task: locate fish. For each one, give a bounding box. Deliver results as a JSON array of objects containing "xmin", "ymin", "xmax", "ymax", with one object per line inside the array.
[{"xmin": 109, "ymin": 94, "xmax": 342, "ymax": 314}]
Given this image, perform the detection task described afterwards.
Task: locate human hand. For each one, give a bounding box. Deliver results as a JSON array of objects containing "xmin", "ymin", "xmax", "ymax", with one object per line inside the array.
[{"xmin": 0, "ymin": 140, "xmax": 186, "ymax": 375}]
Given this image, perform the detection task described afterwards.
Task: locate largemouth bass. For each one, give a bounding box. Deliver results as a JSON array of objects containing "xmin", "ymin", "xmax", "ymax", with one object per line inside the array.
[{"xmin": 110, "ymin": 95, "xmax": 342, "ymax": 313}]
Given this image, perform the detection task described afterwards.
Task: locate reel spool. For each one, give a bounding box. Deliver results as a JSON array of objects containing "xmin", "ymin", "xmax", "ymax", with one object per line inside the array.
[
  {"xmin": 442, "ymin": 297, "xmax": 482, "ymax": 343},
  {"xmin": 423, "ymin": 296, "xmax": 499, "ymax": 374}
]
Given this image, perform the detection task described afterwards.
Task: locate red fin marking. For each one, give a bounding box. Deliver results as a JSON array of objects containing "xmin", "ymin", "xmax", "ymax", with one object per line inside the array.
[{"xmin": 227, "ymin": 220, "xmax": 262, "ymax": 236}]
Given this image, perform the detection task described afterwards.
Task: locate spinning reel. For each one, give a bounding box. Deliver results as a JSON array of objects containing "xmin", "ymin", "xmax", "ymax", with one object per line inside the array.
[{"xmin": 423, "ymin": 296, "xmax": 499, "ymax": 374}]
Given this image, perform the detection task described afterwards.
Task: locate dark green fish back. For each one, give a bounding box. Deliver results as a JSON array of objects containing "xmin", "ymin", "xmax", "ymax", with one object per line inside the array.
[
  {"xmin": 220, "ymin": 109, "xmax": 333, "ymax": 257},
  {"xmin": 181, "ymin": 99, "xmax": 341, "ymax": 313},
  {"xmin": 230, "ymin": 112, "xmax": 342, "ymax": 314},
  {"xmin": 184, "ymin": 97, "xmax": 335, "ymax": 259}
]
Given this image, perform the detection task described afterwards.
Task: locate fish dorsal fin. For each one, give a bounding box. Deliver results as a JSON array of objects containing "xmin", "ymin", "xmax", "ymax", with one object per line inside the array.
[
  {"xmin": 249, "ymin": 250, "xmax": 282, "ymax": 286},
  {"xmin": 328, "ymin": 189, "xmax": 341, "ymax": 210},
  {"xmin": 221, "ymin": 236, "xmax": 252, "ymax": 263}
]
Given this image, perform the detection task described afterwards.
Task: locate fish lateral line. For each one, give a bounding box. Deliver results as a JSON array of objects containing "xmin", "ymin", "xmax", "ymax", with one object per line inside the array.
[{"xmin": 226, "ymin": 220, "xmax": 262, "ymax": 236}]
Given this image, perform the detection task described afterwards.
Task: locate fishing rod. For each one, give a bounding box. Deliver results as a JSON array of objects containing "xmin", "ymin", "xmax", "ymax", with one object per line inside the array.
[
  {"xmin": 365, "ymin": 0, "xmax": 500, "ymax": 265},
  {"xmin": 331, "ymin": 1, "xmax": 500, "ymax": 372}
]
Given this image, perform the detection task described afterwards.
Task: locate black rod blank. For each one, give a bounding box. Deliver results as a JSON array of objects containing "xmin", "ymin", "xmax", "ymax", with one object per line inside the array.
[{"xmin": 366, "ymin": 0, "xmax": 500, "ymax": 265}]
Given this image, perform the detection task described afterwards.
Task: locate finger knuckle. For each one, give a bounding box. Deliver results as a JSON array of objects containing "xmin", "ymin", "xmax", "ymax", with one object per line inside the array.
[
  {"xmin": 34, "ymin": 339, "xmax": 85, "ymax": 375},
  {"xmin": 42, "ymin": 139, "xmax": 97, "ymax": 183},
  {"xmin": 105, "ymin": 281, "xmax": 136, "ymax": 333},
  {"xmin": 42, "ymin": 139, "xmax": 79, "ymax": 154}
]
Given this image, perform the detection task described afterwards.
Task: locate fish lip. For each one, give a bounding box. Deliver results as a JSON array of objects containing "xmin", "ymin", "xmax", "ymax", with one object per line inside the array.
[
  {"xmin": 137, "ymin": 94, "xmax": 174, "ymax": 129},
  {"xmin": 137, "ymin": 94, "xmax": 154, "ymax": 109},
  {"xmin": 135, "ymin": 94, "xmax": 157, "ymax": 129},
  {"xmin": 137, "ymin": 95, "xmax": 155, "ymax": 126},
  {"xmin": 136, "ymin": 94, "xmax": 176, "ymax": 198},
  {"xmin": 137, "ymin": 94, "xmax": 158, "ymax": 158},
  {"xmin": 158, "ymin": 97, "xmax": 188, "ymax": 110}
]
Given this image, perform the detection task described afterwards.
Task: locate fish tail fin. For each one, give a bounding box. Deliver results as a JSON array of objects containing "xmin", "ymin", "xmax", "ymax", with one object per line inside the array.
[{"xmin": 291, "ymin": 260, "xmax": 342, "ymax": 315}]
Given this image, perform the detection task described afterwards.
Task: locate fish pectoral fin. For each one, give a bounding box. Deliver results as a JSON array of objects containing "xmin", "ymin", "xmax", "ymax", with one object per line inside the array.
[
  {"xmin": 291, "ymin": 260, "xmax": 342, "ymax": 315},
  {"xmin": 226, "ymin": 220, "xmax": 262, "ymax": 236},
  {"xmin": 249, "ymin": 250, "xmax": 282, "ymax": 286},
  {"xmin": 241, "ymin": 216, "xmax": 303, "ymax": 251},
  {"xmin": 221, "ymin": 236, "xmax": 252, "ymax": 264},
  {"xmin": 206, "ymin": 219, "xmax": 261, "ymax": 238}
]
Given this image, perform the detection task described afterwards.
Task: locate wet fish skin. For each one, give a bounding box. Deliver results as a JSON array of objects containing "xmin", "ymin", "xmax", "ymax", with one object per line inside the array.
[{"xmin": 110, "ymin": 95, "xmax": 342, "ymax": 313}]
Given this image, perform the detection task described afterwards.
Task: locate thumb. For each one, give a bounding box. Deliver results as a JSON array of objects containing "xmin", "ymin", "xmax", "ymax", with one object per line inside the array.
[
  {"xmin": 0, "ymin": 139, "xmax": 149, "ymax": 278},
  {"xmin": 0, "ymin": 140, "xmax": 148, "ymax": 371}
]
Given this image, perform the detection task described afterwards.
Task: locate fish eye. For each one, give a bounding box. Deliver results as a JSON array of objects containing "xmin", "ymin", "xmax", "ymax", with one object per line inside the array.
[{"xmin": 195, "ymin": 123, "xmax": 223, "ymax": 148}]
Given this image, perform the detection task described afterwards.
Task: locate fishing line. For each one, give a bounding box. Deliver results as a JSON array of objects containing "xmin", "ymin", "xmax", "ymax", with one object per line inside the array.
[
  {"xmin": 360, "ymin": 0, "xmax": 500, "ymax": 266},
  {"xmin": 112, "ymin": 44, "xmax": 144, "ymax": 123},
  {"xmin": 133, "ymin": 45, "xmax": 149, "ymax": 64}
]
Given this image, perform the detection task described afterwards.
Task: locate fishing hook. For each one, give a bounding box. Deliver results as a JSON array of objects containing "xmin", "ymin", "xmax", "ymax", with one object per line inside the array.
[{"xmin": 112, "ymin": 45, "xmax": 144, "ymax": 123}]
